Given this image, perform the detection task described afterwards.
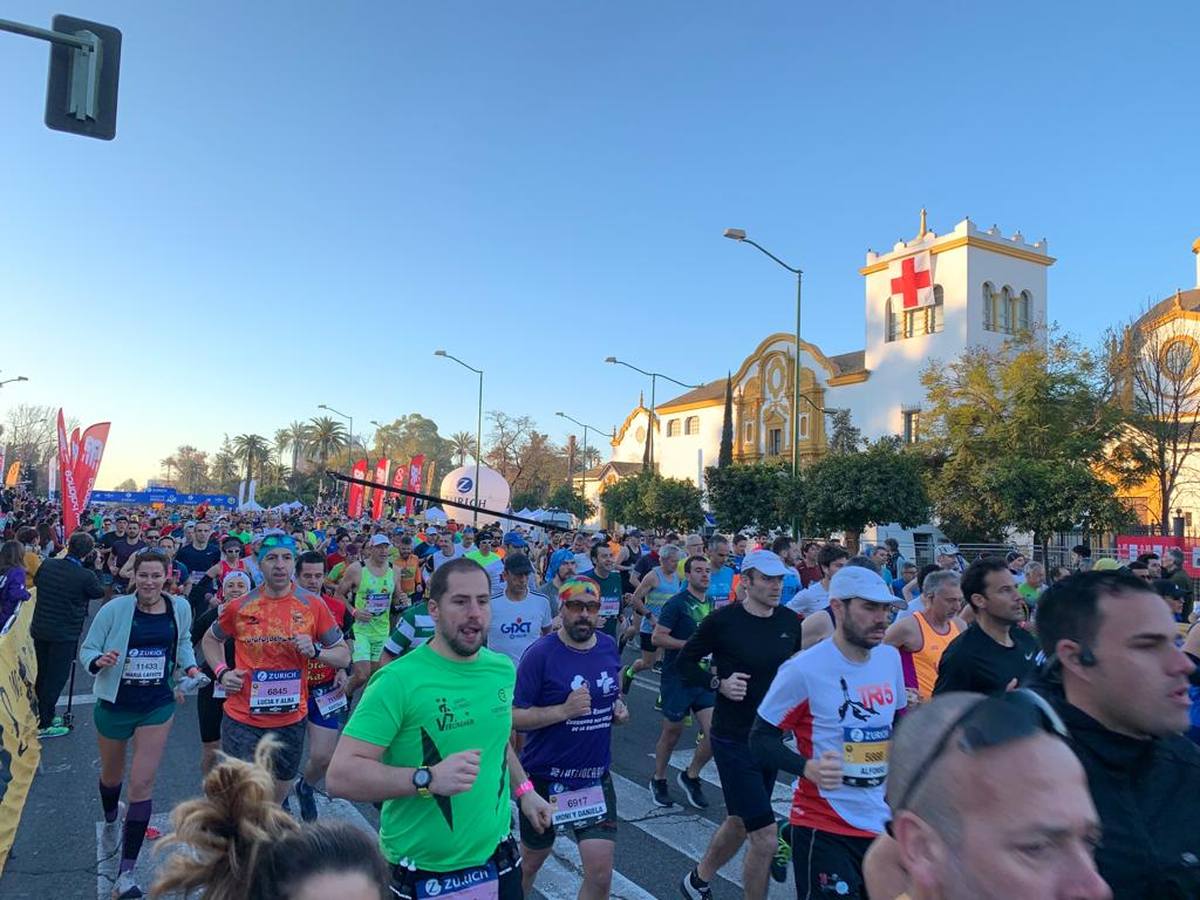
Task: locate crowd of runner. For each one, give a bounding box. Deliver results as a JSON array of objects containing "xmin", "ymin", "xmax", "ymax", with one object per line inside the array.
[{"xmin": 2, "ymin": 484, "xmax": 1200, "ymax": 899}]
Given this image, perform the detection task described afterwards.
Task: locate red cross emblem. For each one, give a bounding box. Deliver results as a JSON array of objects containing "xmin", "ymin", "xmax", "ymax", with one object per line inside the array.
[{"xmin": 890, "ymin": 255, "xmax": 932, "ymax": 309}]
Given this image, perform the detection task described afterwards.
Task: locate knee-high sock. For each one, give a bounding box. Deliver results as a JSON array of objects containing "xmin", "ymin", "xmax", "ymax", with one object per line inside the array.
[
  {"xmin": 99, "ymin": 780, "xmax": 122, "ymax": 823},
  {"xmin": 119, "ymin": 799, "xmax": 152, "ymax": 874}
]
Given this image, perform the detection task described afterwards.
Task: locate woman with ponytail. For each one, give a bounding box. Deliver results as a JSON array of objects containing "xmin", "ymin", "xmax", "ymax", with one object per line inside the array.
[{"xmin": 152, "ymin": 736, "xmax": 389, "ymax": 899}]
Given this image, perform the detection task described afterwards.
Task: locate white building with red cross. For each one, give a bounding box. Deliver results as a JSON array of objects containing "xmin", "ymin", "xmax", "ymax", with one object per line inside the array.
[{"xmin": 588, "ymin": 211, "xmax": 1053, "ymax": 541}]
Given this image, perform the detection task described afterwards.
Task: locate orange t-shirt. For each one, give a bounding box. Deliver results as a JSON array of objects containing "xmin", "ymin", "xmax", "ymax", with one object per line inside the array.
[
  {"xmin": 913, "ymin": 611, "xmax": 963, "ymax": 700},
  {"xmin": 214, "ymin": 588, "xmax": 341, "ymax": 727}
]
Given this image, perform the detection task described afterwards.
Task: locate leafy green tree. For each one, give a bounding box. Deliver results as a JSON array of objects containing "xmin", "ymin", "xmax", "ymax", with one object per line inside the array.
[
  {"xmin": 372, "ymin": 414, "xmax": 455, "ymax": 485},
  {"xmin": 806, "ymin": 437, "xmax": 930, "ymax": 552},
  {"xmin": 510, "ymin": 488, "xmax": 546, "ymax": 511},
  {"xmin": 704, "ymin": 462, "xmax": 798, "ymax": 533},
  {"xmin": 718, "ymin": 374, "xmax": 734, "ymax": 467},
  {"xmin": 920, "ymin": 333, "xmax": 1133, "ymax": 544},
  {"xmin": 600, "ymin": 472, "xmax": 703, "ymax": 534},
  {"xmin": 546, "ymin": 482, "xmax": 596, "ymax": 521}
]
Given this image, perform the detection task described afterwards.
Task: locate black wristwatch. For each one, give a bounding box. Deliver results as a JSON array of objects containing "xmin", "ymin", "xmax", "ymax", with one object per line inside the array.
[
  {"xmin": 412, "ymin": 766, "xmax": 433, "ymax": 798},
  {"xmin": 710, "ymin": 674, "xmax": 721, "ymax": 692}
]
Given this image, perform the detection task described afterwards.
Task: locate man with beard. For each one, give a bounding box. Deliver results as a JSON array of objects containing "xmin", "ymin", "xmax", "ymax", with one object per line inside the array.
[
  {"xmin": 513, "ymin": 577, "xmax": 629, "ymax": 899},
  {"xmin": 327, "ymin": 557, "xmax": 552, "ymax": 899},
  {"xmin": 751, "ymin": 566, "xmax": 905, "ymax": 900},
  {"xmin": 933, "ymin": 558, "xmax": 1038, "ymax": 696}
]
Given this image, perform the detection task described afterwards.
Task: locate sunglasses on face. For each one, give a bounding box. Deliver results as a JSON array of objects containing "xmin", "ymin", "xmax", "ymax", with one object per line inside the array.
[
  {"xmin": 886, "ymin": 689, "xmax": 1066, "ymax": 835},
  {"xmin": 563, "ymin": 600, "xmax": 601, "ymax": 614}
]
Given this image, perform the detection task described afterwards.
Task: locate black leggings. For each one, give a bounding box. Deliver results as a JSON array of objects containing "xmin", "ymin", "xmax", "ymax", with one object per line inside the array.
[{"xmin": 196, "ymin": 683, "xmax": 225, "ymax": 743}]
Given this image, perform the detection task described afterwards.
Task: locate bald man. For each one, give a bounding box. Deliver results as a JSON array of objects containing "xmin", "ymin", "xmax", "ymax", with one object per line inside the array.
[{"xmin": 865, "ymin": 691, "xmax": 1110, "ymax": 900}]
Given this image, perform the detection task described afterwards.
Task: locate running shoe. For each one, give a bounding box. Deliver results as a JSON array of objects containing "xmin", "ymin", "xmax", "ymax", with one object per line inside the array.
[
  {"xmin": 145, "ymin": 825, "xmax": 161, "ymax": 841},
  {"xmin": 100, "ymin": 801, "xmax": 126, "ymax": 856},
  {"xmin": 652, "ymin": 660, "xmax": 664, "ymax": 674},
  {"xmin": 771, "ymin": 819, "xmax": 792, "ymax": 883},
  {"xmin": 620, "ymin": 666, "xmax": 634, "ymax": 695},
  {"xmin": 112, "ymin": 870, "xmax": 143, "ymax": 899},
  {"xmin": 679, "ymin": 869, "xmax": 713, "ymax": 900},
  {"xmin": 649, "ymin": 777, "xmax": 674, "ymax": 807},
  {"xmin": 38, "ymin": 725, "xmax": 70, "ymax": 739},
  {"xmin": 296, "ymin": 777, "xmax": 318, "ymax": 822},
  {"xmin": 676, "ymin": 771, "xmax": 709, "ymax": 809},
  {"xmin": 52, "ymin": 715, "xmax": 64, "ymax": 727}
]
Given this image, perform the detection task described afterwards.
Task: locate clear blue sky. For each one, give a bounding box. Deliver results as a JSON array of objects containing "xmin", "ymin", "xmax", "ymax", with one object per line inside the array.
[{"xmin": 2, "ymin": 1, "xmax": 1197, "ymax": 488}]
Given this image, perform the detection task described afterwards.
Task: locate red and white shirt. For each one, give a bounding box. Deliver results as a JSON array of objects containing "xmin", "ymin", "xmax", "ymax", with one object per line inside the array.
[{"xmin": 758, "ymin": 639, "xmax": 905, "ymax": 837}]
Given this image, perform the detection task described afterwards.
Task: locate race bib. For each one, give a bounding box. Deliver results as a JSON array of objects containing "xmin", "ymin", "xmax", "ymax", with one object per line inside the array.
[
  {"xmin": 599, "ymin": 594, "xmax": 620, "ymax": 618},
  {"xmin": 248, "ymin": 669, "xmax": 302, "ymax": 714},
  {"xmin": 313, "ymin": 682, "xmax": 348, "ymax": 717},
  {"xmin": 549, "ymin": 780, "xmax": 607, "ymax": 828},
  {"xmin": 121, "ymin": 647, "xmax": 167, "ymax": 684},
  {"xmin": 415, "ymin": 862, "xmax": 498, "ymax": 899},
  {"xmin": 842, "ymin": 725, "xmax": 891, "ymax": 787},
  {"xmin": 365, "ymin": 592, "xmax": 390, "ymax": 615}
]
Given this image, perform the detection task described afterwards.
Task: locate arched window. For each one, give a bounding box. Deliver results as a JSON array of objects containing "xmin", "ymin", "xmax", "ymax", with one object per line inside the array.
[
  {"xmin": 1013, "ymin": 290, "xmax": 1031, "ymax": 332},
  {"xmin": 666, "ymin": 419, "xmax": 680, "ymax": 437},
  {"xmin": 684, "ymin": 415, "xmax": 700, "ymax": 435},
  {"xmin": 983, "ymin": 282, "xmax": 997, "ymax": 330},
  {"xmin": 999, "ymin": 286, "xmax": 1014, "ymax": 333}
]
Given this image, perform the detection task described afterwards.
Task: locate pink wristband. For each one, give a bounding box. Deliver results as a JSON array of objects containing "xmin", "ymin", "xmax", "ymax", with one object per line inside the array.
[
  {"xmin": 514, "ymin": 779, "xmax": 534, "ymax": 799},
  {"xmin": 212, "ymin": 663, "xmax": 228, "ymax": 680}
]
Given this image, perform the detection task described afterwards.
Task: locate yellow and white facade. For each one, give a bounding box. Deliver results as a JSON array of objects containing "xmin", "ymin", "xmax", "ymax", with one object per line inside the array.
[{"xmin": 599, "ymin": 212, "xmax": 1054, "ymax": 498}]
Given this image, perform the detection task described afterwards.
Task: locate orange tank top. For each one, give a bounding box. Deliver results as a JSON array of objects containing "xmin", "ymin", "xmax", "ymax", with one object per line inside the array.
[{"xmin": 913, "ymin": 611, "xmax": 962, "ymax": 699}]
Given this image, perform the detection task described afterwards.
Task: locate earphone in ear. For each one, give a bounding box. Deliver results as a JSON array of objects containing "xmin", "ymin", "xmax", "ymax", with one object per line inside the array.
[{"xmin": 1078, "ymin": 646, "xmax": 1097, "ymax": 667}]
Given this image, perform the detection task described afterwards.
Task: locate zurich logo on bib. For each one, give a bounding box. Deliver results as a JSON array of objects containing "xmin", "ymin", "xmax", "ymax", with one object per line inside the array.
[{"xmin": 424, "ymin": 878, "xmax": 442, "ymax": 896}]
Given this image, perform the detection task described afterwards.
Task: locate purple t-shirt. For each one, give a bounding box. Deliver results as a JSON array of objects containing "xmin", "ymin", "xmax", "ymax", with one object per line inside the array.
[{"xmin": 514, "ymin": 632, "xmax": 622, "ymax": 787}]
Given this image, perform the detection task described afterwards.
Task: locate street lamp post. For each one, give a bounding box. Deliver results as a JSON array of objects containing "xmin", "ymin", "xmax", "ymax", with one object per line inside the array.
[
  {"xmin": 604, "ymin": 357, "xmax": 700, "ymax": 471},
  {"xmin": 317, "ymin": 404, "xmax": 357, "ymax": 456},
  {"xmin": 556, "ymin": 411, "xmax": 615, "ymax": 513},
  {"xmin": 435, "ymin": 350, "xmax": 483, "ymax": 527},
  {"xmin": 0, "ymin": 373, "xmax": 29, "ymax": 389},
  {"xmin": 724, "ymin": 228, "xmax": 803, "ymax": 480}
]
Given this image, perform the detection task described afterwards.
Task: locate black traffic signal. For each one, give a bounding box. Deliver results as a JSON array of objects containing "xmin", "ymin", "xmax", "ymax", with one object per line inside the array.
[{"xmin": 43, "ymin": 15, "xmax": 121, "ymax": 140}]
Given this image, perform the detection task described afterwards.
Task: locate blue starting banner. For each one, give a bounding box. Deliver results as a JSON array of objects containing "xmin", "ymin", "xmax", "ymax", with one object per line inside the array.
[{"xmin": 88, "ymin": 489, "xmax": 237, "ymax": 508}]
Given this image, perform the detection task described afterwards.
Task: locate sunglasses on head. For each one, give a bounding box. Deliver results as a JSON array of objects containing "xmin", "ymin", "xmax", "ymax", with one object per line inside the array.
[{"xmin": 886, "ymin": 689, "xmax": 1066, "ymax": 835}]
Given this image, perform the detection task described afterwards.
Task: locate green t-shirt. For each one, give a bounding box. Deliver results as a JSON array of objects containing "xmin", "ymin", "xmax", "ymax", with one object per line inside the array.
[
  {"xmin": 344, "ymin": 643, "xmax": 516, "ymax": 870},
  {"xmin": 582, "ymin": 568, "xmax": 624, "ymax": 638},
  {"xmin": 354, "ymin": 564, "xmax": 396, "ymax": 639},
  {"xmin": 1017, "ymin": 582, "xmax": 1044, "ymax": 606},
  {"xmin": 384, "ymin": 603, "xmax": 435, "ymax": 657}
]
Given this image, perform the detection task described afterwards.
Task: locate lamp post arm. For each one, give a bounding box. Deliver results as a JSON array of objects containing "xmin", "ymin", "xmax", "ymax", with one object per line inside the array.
[{"xmin": 742, "ymin": 238, "xmax": 802, "ymax": 275}]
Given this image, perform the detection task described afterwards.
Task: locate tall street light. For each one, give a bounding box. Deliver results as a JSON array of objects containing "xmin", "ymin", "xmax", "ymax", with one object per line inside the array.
[
  {"xmin": 604, "ymin": 357, "xmax": 700, "ymax": 471},
  {"xmin": 317, "ymin": 404, "xmax": 357, "ymax": 456},
  {"xmin": 556, "ymin": 411, "xmax": 615, "ymax": 512},
  {"xmin": 724, "ymin": 228, "xmax": 803, "ymax": 480},
  {"xmin": 0, "ymin": 374, "xmax": 29, "ymax": 388},
  {"xmin": 435, "ymin": 350, "xmax": 483, "ymax": 527}
]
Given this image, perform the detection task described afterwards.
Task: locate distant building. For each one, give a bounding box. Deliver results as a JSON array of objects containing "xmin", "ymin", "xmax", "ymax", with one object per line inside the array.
[{"xmin": 586, "ymin": 211, "xmax": 1056, "ymax": 549}]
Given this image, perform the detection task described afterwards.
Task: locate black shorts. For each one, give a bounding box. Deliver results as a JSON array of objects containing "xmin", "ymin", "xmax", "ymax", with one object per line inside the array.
[
  {"xmin": 790, "ymin": 825, "xmax": 873, "ymax": 899},
  {"xmin": 710, "ymin": 733, "xmax": 778, "ymax": 833},
  {"xmin": 638, "ymin": 632, "xmax": 656, "ymax": 653},
  {"xmin": 660, "ymin": 670, "xmax": 715, "ymax": 723},
  {"xmin": 220, "ymin": 715, "xmax": 306, "ymax": 782},
  {"xmin": 390, "ymin": 837, "xmax": 522, "ymax": 900},
  {"xmin": 196, "ymin": 682, "xmax": 225, "ymax": 744},
  {"xmin": 519, "ymin": 772, "xmax": 618, "ymax": 851}
]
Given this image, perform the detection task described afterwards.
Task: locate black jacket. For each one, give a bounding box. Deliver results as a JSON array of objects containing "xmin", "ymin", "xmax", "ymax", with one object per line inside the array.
[
  {"xmin": 1040, "ymin": 679, "xmax": 1200, "ymax": 898},
  {"xmin": 31, "ymin": 556, "xmax": 103, "ymax": 643}
]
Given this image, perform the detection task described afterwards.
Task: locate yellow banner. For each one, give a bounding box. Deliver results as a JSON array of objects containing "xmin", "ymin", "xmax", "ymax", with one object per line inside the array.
[
  {"xmin": 0, "ymin": 595, "xmax": 41, "ymax": 875},
  {"xmin": 3, "ymin": 462, "xmax": 19, "ymax": 487}
]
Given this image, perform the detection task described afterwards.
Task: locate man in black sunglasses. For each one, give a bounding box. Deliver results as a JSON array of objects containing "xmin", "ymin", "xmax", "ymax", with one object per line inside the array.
[{"xmin": 866, "ymin": 691, "xmax": 1110, "ymax": 900}]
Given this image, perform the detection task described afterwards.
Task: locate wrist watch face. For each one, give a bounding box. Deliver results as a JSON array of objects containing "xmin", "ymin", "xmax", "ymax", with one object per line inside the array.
[
  {"xmin": 710, "ymin": 675, "xmax": 721, "ymax": 691},
  {"xmin": 413, "ymin": 767, "xmax": 432, "ymax": 789}
]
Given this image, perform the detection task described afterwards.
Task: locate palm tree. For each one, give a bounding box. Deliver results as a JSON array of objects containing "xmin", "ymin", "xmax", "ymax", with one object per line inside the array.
[
  {"xmin": 450, "ymin": 430, "xmax": 475, "ymax": 468},
  {"xmin": 232, "ymin": 433, "xmax": 270, "ymax": 483},
  {"xmin": 280, "ymin": 420, "xmax": 313, "ymax": 472},
  {"xmin": 308, "ymin": 416, "xmax": 349, "ymax": 470},
  {"xmin": 581, "ymin": 446, "xmax": 603, "ymax": 471},
  {"xmin": 160, "ymin": 454, "xmax": 178, "ymax": 485}
]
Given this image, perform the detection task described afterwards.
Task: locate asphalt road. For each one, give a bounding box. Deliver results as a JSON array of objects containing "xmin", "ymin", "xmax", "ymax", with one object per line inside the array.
[{"xmin": 1, "ymin": 613, "xmax": 799, "ymax": 899}]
